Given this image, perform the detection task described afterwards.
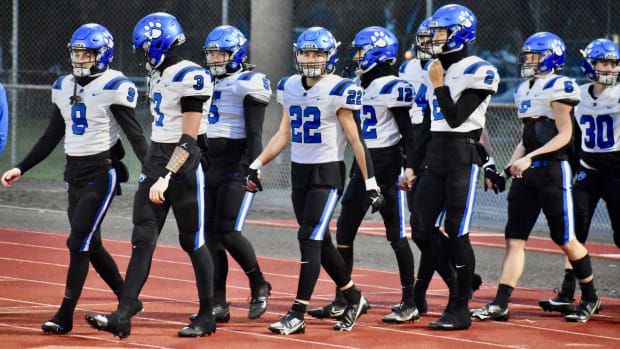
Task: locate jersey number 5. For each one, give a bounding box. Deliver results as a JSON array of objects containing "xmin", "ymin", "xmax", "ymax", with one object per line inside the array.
[
  {"xmin": 208, "ymin": 91, "xmax": 222, "ymax": 124},
  {"xmin": 290, "ymin": 106, "xmax": 321, "ymax": 143},
  {"xmin": 71, "ymin": 103, "xmax": 88, "ymax": 135}
]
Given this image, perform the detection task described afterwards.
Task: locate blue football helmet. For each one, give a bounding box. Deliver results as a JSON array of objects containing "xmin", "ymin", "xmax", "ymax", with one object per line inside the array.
[
  {"xmin": 203, "ymin": 25, "xmax": 248, "ymax": 77},
  {"xmin": 294, "ymin": 27, "xmax": 339, "ymax": 77},
  {"xmin": 67, "ymin": 23, "xmax": 114, "ymax": 77},
  {"xmin": 132, "ymin": 12, "xmax": 186, "ymax": 72},
  {"xmin": 581, "ymin": 38, "xmax": 620, "ymax": 85},
  {"xmin": 413, "ymin": 17, "xmax": 432, "ymax": 60},
  {"xmin": 519, "ymin": 32, "xmax": 566, "ymax": 78},
  {"xmin": 428, "ymin": 4, "xmax": 476, "ymax": 55},
  {"xmin": 351, "ymin": 27, "xmax": 398, "ymax": 74}
]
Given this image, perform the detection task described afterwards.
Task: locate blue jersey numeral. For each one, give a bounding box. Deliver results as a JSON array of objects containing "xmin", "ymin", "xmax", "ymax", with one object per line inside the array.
[
  {"xmin": 290, "ymin": 106, "xmax": 322, "ymax": 144},
  {"xmin": 127, "ymin": 87, "xmax": 136, "ymax": 102},
  {"xmin": 519, "ymin": 100, "xmax": 531, "ymax": 113},
  {"xmin": 208, "ymin": 91, "xmax": 222, "ymax": 124},
  {"xmin": 484, "ymin": 70, "xmax": 495, "ymax": 85},
  {"xmin": 414, "ymin": 84, "xmax": 428, "ymax": 111},
  {"xmin": 153, "ymin": 93, "xmax": 164, "ymax": 127},
  {"xmin": 397, "ymin": 86, "xmax": 413, "ymax": 102},
  {"xmin": 564, "ymin": 80, "xmax": 574, "ymax": 93},
  {"xmin": 432, "ymin": 99, "xmax": 444, "ymax": 121},
  {"xmin": 580, "ymin": 114, "xmax": 615, "ymax": 149},
  {"xmin": 71, "ymin": 103, "xmax": 87, "ymax": 135},
  {"xmin": 346, "ymin": 90, "xmax": 362, "ymax": 105},
  {"xmin": 193, "ymin": 75, "xmax": 204, "ymax": 90},
  {"xmin": 357, "ymin": 105, "xmax": 377, "ymax": 139}
]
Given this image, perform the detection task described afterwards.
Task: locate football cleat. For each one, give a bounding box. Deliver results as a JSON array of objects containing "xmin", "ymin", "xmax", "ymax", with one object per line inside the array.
[
  {"xmin": 565, "ymin": 297, "xmax": 602, "ymax": 323},
  {"xmin": 189, "ymin": 302, "xmax": 230, "ymax": 323},
  {"xmin": 430, "ymin": 305, "xmax": 471, "ymax": 331},
  {"xmin": 307, "ymin": 300, "xmax": 347, "ymax": 319},
  {"xmin": 470, "ymin": 302, "xmax": 510, "ymax": 321},
  {"xmin": 178, "ymin": 314, "xmax": 216, "ymax": 337},
  {"xmin": 249, "ymin": 281, "xmax": 271, "ymax": 319},
  {"xmin": 382, "ymin": 302, "xmax": 420, "ymax": 323},
  {"xmin": 129, "ymin": 299, "xmax": 144, "ymax": 317},
  {"xmin": 333, "ymin": 295, "xmax": 369, "ymax": 331},
  {"xmin": 268, "ymin": 312, "xmax": 305, "ymax": 335},
  {"xmin": 41, "ymin": 319, "xmax": 71, "ymax": 334},
  {"xmin": 85, "ymin": 311, "xmax": 131, "ymax": 338},
  {"xmin": 539, "ymin": 289, "xmax": 575, "ymax": 314}
]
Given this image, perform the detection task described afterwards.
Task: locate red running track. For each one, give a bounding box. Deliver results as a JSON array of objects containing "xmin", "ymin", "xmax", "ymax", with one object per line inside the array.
[{"xmin": 0, "ymin": 226, "xmax": 618, "ymax": 349}]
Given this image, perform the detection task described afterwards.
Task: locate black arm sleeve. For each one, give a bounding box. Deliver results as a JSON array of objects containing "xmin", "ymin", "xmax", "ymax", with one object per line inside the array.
[
  {"xmin": 390, "ymin": 106, "xmax": 415, "ymax": 169},
  {"xmin": 353, "ymin": 112, "xmax": 375, "ymax": 179},
  {"xmin": 410, "ymin": 106, "xmax": 431, "ymax": 170},
  {"xmin": 180, "ymin": 95, "xmax": 210, "ymax": 113},
  {"xmin": 16, "ymin": 107, "xmax": 65, "ymax": 174},
  {"xmin": 434, "ymin": 86, "xmax": 492, "ymax": 128},
  {"xmin": 110, "ymin": 105, "xmax": 148, "ymax": 163},
  {"xmin": 243, "ymin": 95, "xmax": 268, "ymax": 163}
]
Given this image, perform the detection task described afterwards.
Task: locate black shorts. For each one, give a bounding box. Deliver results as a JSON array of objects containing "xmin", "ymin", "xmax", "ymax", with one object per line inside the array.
[{"xmin": 505, "ymin": 160, "xmax": 575, "ymax": 246}]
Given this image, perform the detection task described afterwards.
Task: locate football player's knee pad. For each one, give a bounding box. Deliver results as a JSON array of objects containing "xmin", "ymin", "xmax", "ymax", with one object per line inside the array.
[
  {"xmin": 179, "ymin": 232, "xmax": 200, "ymax": 253},
  {"xmin": 390, "ymin": 237, "xmax": 409, "ymax": 252}
]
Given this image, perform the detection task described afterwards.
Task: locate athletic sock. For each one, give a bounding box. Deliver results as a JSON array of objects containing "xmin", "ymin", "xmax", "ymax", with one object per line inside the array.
[
  {"xmin": 560, "ymin": 268, "xmax": 576, "ymax": 298},
  {"xmin": 493, "ymin": 284, "xmax": 514, "ymax": 308}
]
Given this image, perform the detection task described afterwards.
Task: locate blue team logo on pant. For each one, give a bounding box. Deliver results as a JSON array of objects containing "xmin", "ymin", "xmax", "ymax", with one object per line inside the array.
[
  {"xmin": 576, "ymin": 171, "xmax": 586, "ymax": 181},
  {"xmin": 139, "ymin": 174, "xmax": 146, "ymax": 182}
]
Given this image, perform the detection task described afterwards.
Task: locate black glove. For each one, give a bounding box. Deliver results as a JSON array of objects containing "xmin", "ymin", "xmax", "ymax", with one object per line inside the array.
[
  {"xmin": 368, "ymin": 189, "xmax": 385, "ymax": 213},
  {"xmin": 244, "ymin": 168, "xmax": 263, "ymax": 192},
  {"xmin": 484, "ymin": 164, "xmax": 505, "ymax": 193}
]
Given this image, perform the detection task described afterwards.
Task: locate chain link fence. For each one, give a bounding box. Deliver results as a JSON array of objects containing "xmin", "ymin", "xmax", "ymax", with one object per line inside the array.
[{"xmin": 0, "ymin": 0, "xmax": 616, "ymax": 236}]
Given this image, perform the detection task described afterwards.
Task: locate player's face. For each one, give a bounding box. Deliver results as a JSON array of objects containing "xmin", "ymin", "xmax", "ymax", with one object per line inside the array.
[
  {"xmin": 71, "ymin": 49, "xmax": 95, "ymax": 69},
  {"xmin": 299, "ymin": 50, "xmax": 327, "ymax": 65},
  {"xmin": 594, "ymin": 59, "xmax": 618, "ymax": 73},
  {"xmin": 353, "ymin": 48, "xmax": 364, "ymax": 61},
  {"xmin": 418, "ymin": 35, "xmax": 432, "ymax": 52},
  {"xmin": 432, "ymin": 29, "xmax": 448, "ymax": 43},
  {"xmin": 206, "ymin": 50, "xmax": 230, "ymax": 66}
]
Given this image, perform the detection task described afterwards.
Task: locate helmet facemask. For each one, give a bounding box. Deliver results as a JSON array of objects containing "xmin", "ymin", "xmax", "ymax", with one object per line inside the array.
[
  {"xmin": 204, "ymin": 48, "xmax": 237, "ymax": 77},
  {"xmin": 594, "ymin": 60, "xmax": 620, "ymax": 85},
  {"xmin": 69, "ymin": 47, "xmax": 104, "ymax": 77},
  {"xmin": 519, "ymin": 51, "xmax": 548, "ymax": 78},
  {"xmin": 414, "ymin": 32, "xmax": 433, "ymax": 60},
  {"xmin": 429, "ymin": 26, "xmax": 462, "ymax": 56},
  {"xmin": 295, "ymin": 48, "xmax": 328, "ymax": 78}
]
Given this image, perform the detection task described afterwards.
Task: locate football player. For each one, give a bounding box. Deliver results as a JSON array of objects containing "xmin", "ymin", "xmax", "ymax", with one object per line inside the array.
[
  {"xmin": 1, "ymin": 23, "xmax": 147, "ymax": 334},
  {"xmin": 244, "ymin": 27, "xmax": 380, "ymax": 335},
  {"xmin": 471, "ymin": 32, "xmax": 601, "ymax": 324},
  {"xmin": 410, "ymin": 4, "xmax": 500, "ymax": 330},
  {"xmin": 85, "ymin": 13, "xmax": 216, "ymax": 338},
  {"xmin": 188, "ymin": 25, "xmax": 272, "ymax": 323},
  {"xmin": 307, "ymin": 26, "xmax": 419, "ymax": 324},
  {"xmin": 539, "ymin": 38, "xmax": 619, "ymax": 316}
]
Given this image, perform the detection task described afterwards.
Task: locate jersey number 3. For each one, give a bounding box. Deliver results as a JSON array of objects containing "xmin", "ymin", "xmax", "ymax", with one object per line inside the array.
[
  {"xmin": 290, "ymin": 106, "xmax": 321, "ymax": 143},
  {"xmin": 71, "ymin": 103, "xmax": 88, "ymax": 135}
]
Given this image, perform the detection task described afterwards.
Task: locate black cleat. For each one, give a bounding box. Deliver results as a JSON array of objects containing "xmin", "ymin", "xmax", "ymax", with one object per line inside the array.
[
  {"xmin": 268, "ymin": 312, "xmax": 305, "ymax": 335},
  {"xmin": 85, "ymin": 311, "xmax": 131, "ymax": 338},
  {"xmin": 429, "ymin": 305, "xmax": 472, "ymax": 331},
  {"xmin": 565, "ymin": 297, "xmax": 602, "ymax": 323},
  {"xmin": 41, "ymin": 318, "xmax": 71, "ymax": 334},
  {"xmin": 307, "ymin": 300, "xmax": 347, "ymax": 319},
  {"xmin": 249, "ymin": 281, "xmax": 271, "ymax": 319},
  {"xmin": 333, "ymin": 295, "xmax": 369, "ymax": 331},
  {"xmin": 129, "ymin": 299, "xmax": 144, "ymax": 317},
  {"xmin": 539, "ymin": 289, "xmax": 575, "ymax": 315},
  {"xmin": 470, "ymin": 302, "xmax": 510, "ymax": 321},
  {"xmin": 178, "ymin": 314, "xmax": 217, "ymax": 337},
  {"xmin": 189, "ymin": 302, "xmax": 231, "ymax": 323},
  {"xmin": 382, "ymin": 302, "xmax": 419, "ymax": 323}
]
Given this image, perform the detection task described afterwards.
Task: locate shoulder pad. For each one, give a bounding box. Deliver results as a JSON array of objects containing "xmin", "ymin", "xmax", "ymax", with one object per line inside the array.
[
  {"xmin": 104, "ymin": 76, "xmax": 133, "ymax": 90},
  {"xmin": 398, "ymin": 60, "xmax": 411, "ymax": 74},
  {"xmin": 172, "ymin": 66, "xmax": 211, "ymax": 83},
  {"xmin": 463, "ymin": 60, "xmax": 493, "ymax": 75},
  {"xmin": 52, "ymin": 75, "xmax": 67, "ymax": 90},
  {"xmin": 380, "ymin": 79, "xmax": 410, "ymax": 95},
  {"xmin": 329, "ymin": 79, "xmax": 356, "ymax": 96},
  {"xmin": 277, "ymin": 76, "xmax": 292, "ymax": 91}
]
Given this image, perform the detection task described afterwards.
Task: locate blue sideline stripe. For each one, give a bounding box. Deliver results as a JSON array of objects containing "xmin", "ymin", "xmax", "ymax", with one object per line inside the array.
[
  {"xmin": 397, "ymin": 168, "xmax": 407, "ymax": 238},
  {"xmin": 310, "ymin": 189, "xmax": 339, "ymax": 241},
  {"xmin": 52, "ymin": 76, "xmax": 66, "ymax": 90},
  {"xmin": 234, "ymin": 191, "xmax": 255, "ymax": 231},
  {"xmin": 194, "ymin": 163, "xmax": 206, "ymax": 250},
  {"xmin": 458, "ymin": 164, "xmax": 480, "ymax": 236},
  {"xmin": 173, "ymin": 67, "xmax": 206, "ymax": 82},
  {"xmin": 277, "ymin": 76, "xmax": 290, "ymax": 91},
  {"xmin": 543, "ymin": 77, "xmax": 561, "ymax": 90},
  {"xmin": 435, "ymin": 206, "xmax": 446, "ymax": 228},
  {"xmin": 464, "ymin": 61, "xmax": 491, "ymax": 74},
  {"xmin": 238, "ymin": 72, "xmax": 256, "ymax": 81},
  {"xmin": 380, "ymin": 79, "xmax": 404, "ymax": 94},
  {"xmin": 329, "ymin": 80, "xmax": 355, "ymax": 96},
  {"xmin": 399, "ymin": 60, "xmax": 411, "ymax": 74},
  {"xmin": 561, "ymin": 161, "xmax": 575, "ymax": 244},
  {"xmin": 81, "ymin": 168, "xmax": 117, "ymax": 251}
]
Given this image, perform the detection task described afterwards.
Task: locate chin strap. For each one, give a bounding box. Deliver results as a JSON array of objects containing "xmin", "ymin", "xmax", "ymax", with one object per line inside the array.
[{"xmin": 69, "ymin": 80, "xmax": 82, "ymax": 105}]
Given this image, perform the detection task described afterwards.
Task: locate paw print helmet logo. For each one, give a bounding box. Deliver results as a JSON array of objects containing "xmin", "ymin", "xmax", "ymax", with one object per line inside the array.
[
  {"xmin": 428, "ymin": 4, "xmax": 477, "ymax": 55},
  {"xmin": 132, "ymin": 12, "xmax": 185, "ymax": 72},
  {"xmin": 351, "ymin": 26, "xmax": 398, "ymax": 74},
  {"xmin": 519, "ymin": 32, "xmax": 566, "ymax": 78}
]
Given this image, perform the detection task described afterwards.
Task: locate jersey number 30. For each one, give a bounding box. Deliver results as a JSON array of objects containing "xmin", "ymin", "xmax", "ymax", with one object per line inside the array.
[
  {"xmin": 290, "ymin": 106, "xmax": 321, "ymax": 143},
  {"xmin": 580, "ymin": 114, "xmax": 614, "ymax": 149}
]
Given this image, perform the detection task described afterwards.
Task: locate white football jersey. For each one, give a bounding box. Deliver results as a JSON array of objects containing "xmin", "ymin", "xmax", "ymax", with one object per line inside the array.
[
  {"xmin": 276, "ymin": 74, "xmax": 362, "ymax": 164},
  {"xmin": 514, "ymin": 73, "xmax": 580, "ymax": 121},
  {"xmin": 207, "ymin": 70, "xmax": 272, "ymax": 139},
  {"xmin": 426, "ymin": 56, "xmax": 499, "ymax": 132},
  {"xmin": 148, "ymin": 60, "xmax": 214, "ymax": 143},
  {"xmin": 358, "ymin": 75, "xmax": 413, "ymax": 149},
  {"xmin": 575, "ymin": 83, "xmax": 620, "ymax": 153},
  {"xmin": 51, "ymin": 69, "xmax": 137, "ymax": 156},
  {"xmin": 399, "ymin": 58, "xmax": 431, "ymax": 124}
]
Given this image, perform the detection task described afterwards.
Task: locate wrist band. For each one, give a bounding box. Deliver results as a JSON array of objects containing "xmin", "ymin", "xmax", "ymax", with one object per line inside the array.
[
  {"xmin": 249, "ymin": 158, "xmax": 263, "ymax": 170},
  {"xmin": 365, "ymin": 177, "xmax": 379, "ymax": 191}
]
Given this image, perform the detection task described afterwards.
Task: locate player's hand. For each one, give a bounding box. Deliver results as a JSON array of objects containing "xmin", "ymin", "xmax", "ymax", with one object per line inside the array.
[
  {"xmin": 397, "ymin": 168, "xmax": 417, "ymax": 191},
  {"xmin": 1, "ymin": 168, "xmax": 22, "ymax": 188},
  {"xmin": 428, "ymin": 60, "xmax": 445, "ymax": 88},
  {"xmin": 510, "ymin": 157, "xmax": 532, "ymax": 179},
  {"xmin": 149, "ymin": 176, "xmax": 169, "ymax": 204},
  {"xmin": 483, "ymin": 164, "xmax": 505, "ymax": 193},
  {"xmin": 368, "ymin": 189, "xmax": 385, "ymax": 213},
  {"xmin": 243, "ymin": 168, "xmax": 263, "ymax": 192}
]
